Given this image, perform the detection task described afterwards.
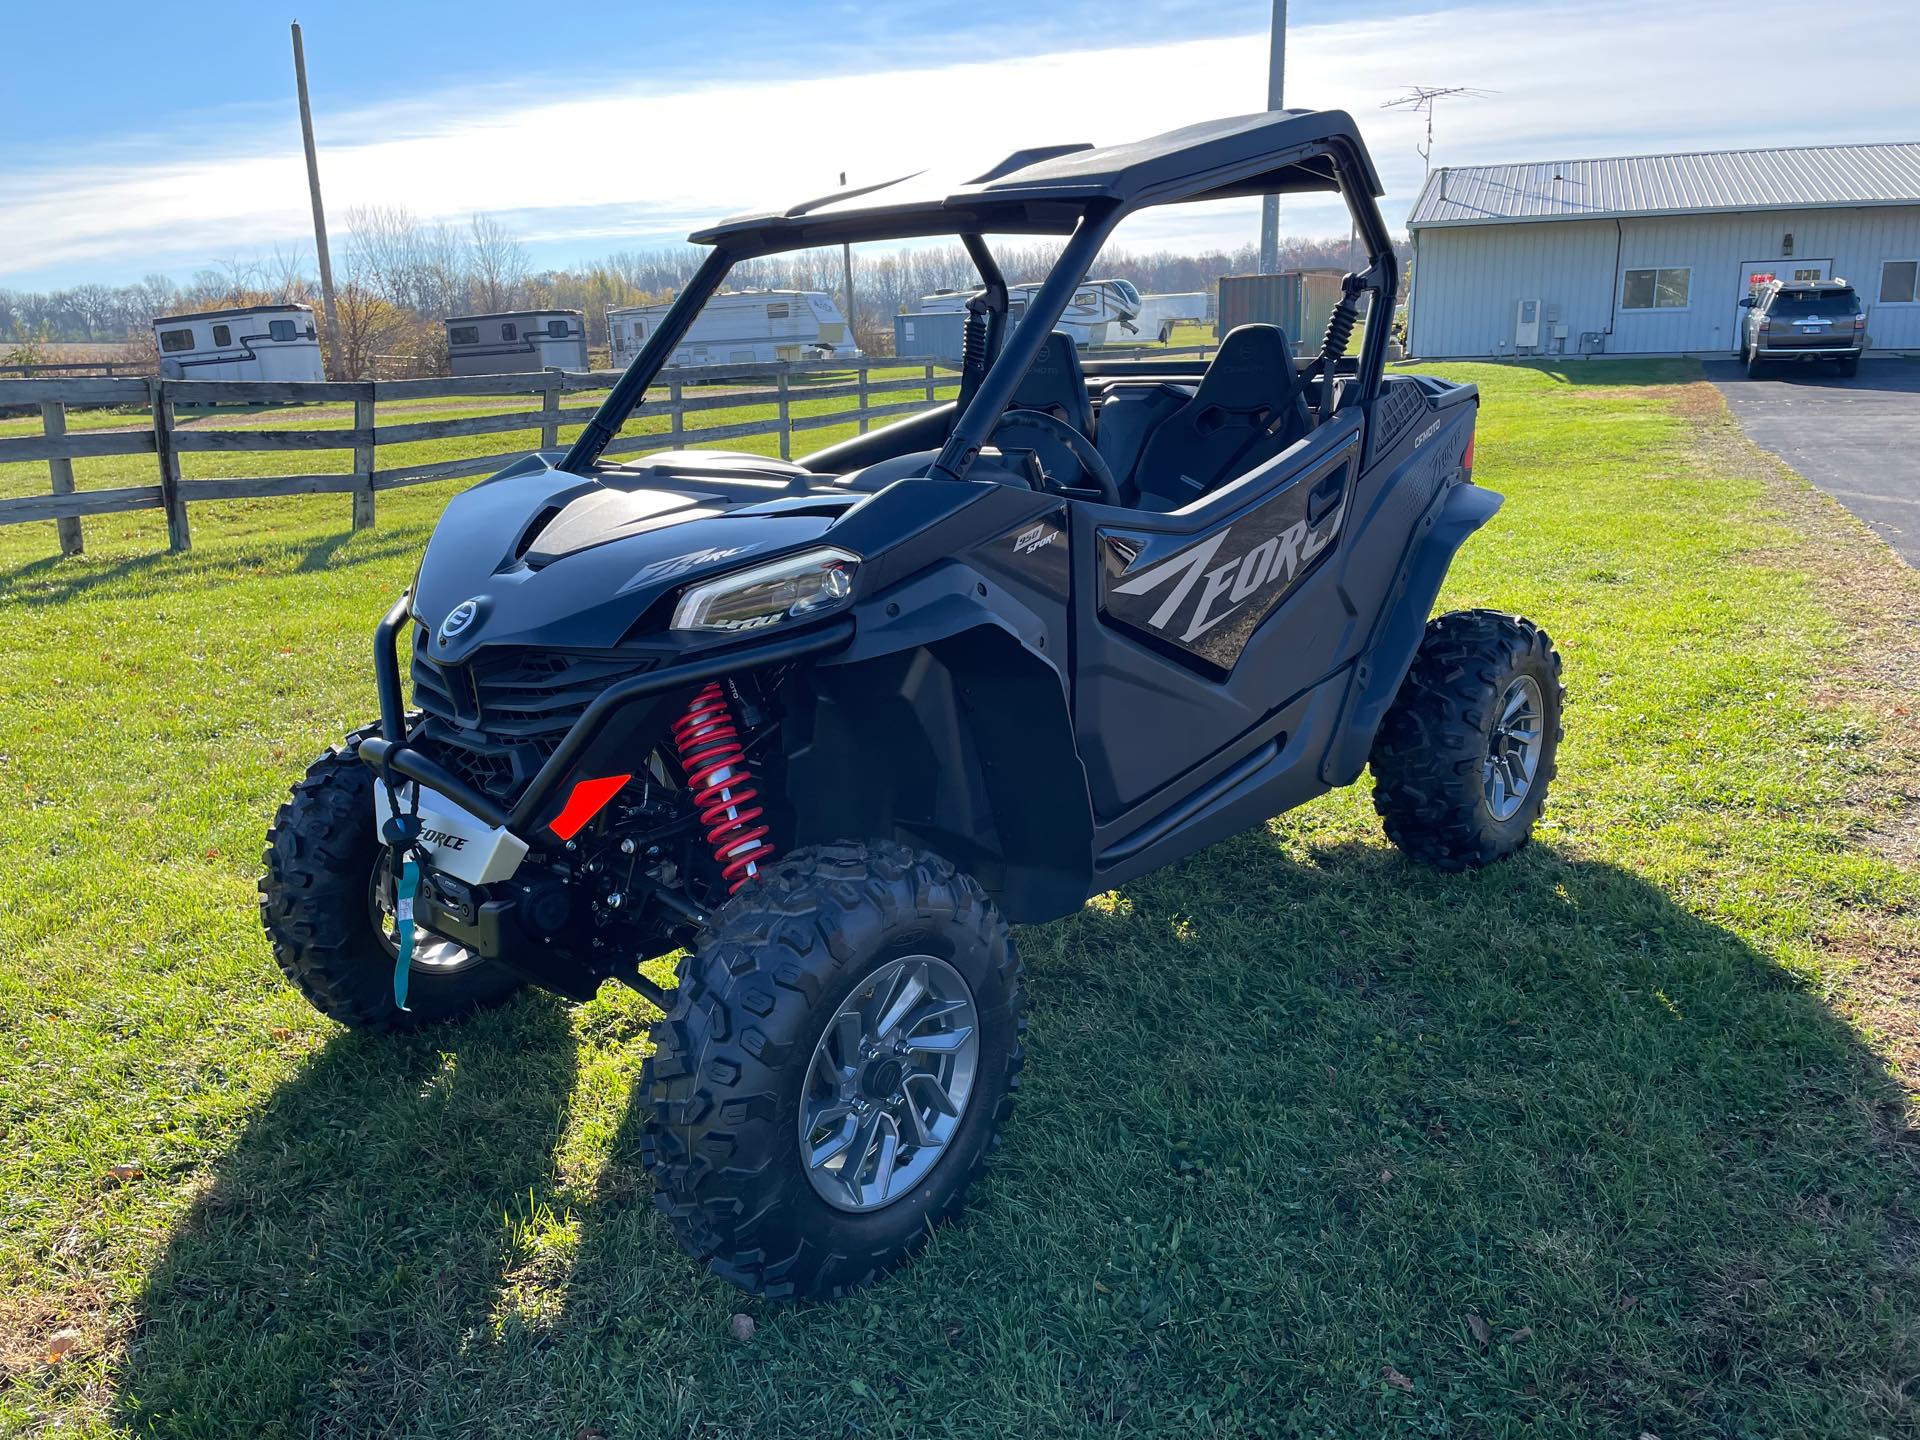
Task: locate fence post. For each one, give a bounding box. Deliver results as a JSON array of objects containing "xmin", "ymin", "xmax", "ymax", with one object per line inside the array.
[
  {"xmin": 39, "ymin": 400, "xmax": 84, "ymax": 557},
  {"xmin": 669, "ymin": 380, "xmax": 683, "ymax": 447},
  {"xmin": 923, "ymin": 360, "xmax": 935, "ymax": 404},
  {"xmin": 857, "ymin": 361, "xmax": 871, "ymax": 434},
  {"xmin": 539, "ymin": 368, "xmax": 561, "ymax": 450},
  {"xmin": 351, "ymin": 383, "xmax": 376, "ymax": 530},
  {"xmin": 149, "ymin": 378, "xmax": 190, "ymax": 553},
  {"xmin": 776, "ymin": 370, "xmax": 792, "ymax": 460}
]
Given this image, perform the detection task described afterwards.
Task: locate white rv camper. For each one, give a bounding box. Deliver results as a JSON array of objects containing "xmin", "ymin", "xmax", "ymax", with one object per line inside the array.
[
  {"xmin": 445, "ymin": 311, "xmax": 588, "ymax": 376},
  {"xmin": 608, "ymin": 291, "xmax": 855, "ymax": 368},
  {"xmin": 152, "ymin": 304, "xmax": 325, "ymax": 382},
  {"xmin": 912, "ymin": 278, "xmax": 1142, "ymax": 347}
]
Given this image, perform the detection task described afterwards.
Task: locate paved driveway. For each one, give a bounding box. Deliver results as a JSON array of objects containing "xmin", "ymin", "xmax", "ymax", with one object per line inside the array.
[{"xmin": 1706, "ymin": 356, "xmax": 1920, "ymax": 566}]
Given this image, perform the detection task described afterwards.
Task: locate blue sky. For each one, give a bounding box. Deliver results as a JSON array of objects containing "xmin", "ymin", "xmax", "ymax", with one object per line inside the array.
[{"xmin": 4, "ymin": 0, "xmax": 1916, "ymax": 289}]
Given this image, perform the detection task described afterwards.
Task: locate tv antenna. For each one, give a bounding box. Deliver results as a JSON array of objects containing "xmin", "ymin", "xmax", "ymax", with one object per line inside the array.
[{"xmin": 1381, "ymin": 86, "xmax": 1492, "ymax": 179}]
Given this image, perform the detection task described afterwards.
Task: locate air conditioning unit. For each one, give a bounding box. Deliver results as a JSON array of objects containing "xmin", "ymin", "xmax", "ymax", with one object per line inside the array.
[{"xmin": 1513, "ymin": 298, "xmax": 1542, "ymax": 349}]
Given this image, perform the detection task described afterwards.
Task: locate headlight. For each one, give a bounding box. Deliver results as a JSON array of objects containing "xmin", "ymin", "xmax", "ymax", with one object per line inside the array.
[{"xmin": 671, "ymin": 547, "xmax": 859, "ymax": 634}]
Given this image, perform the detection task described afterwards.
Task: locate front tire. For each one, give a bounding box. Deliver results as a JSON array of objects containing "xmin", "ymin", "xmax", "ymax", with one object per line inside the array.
[
  {"xmin": 1369, "ymin": 610, "xmax": 1565, "ymax": 871},
  {"xmin": 259, "ymin": 731, "xmax": 523, "ymax": 1030},
  {"xmin": 640, "ymin": 841, "xmax": 1025, "ymax": 1299}
]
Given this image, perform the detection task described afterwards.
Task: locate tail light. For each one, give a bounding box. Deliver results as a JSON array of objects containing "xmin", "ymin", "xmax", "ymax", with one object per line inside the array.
[
  {"xmin": 1854, "ymin": 313, "xmax": 1868, "ymax": 331},
  {"xmin": 1461, "ymin": 432, "xmax": 1476, "ymax": 474}
]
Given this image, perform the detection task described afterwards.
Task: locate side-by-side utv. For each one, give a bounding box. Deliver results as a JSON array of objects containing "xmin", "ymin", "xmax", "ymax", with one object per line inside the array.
[{"xmin": 261, "ymin": 109, "xmax": 1564, "ymax": 1299}]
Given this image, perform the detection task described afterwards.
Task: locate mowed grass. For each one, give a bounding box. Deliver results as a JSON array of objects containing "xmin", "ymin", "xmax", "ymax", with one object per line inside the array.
[{"xmin": 3, "ymin": 362, "xmax": 1919, "ymax": 1437}]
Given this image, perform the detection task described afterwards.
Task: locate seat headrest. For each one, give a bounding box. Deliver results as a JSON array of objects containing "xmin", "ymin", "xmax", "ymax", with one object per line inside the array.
[
  {"xmin": 1195, "ymin": 324, "xmax": 1299, "ymax": 411},
  {"xmin": 1011, "ymin": 330, "xmax": 1088, "ymax": 414}
]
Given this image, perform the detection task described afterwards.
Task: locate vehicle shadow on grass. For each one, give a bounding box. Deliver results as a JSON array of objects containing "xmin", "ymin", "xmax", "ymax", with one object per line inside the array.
[
  {"xmin": 114, "ymin": 992, "xmax": 581, "ymax": 1436},
  {"xmin": 116, "ymin": 834, "xmax": 1920, "ymax": 1438}
]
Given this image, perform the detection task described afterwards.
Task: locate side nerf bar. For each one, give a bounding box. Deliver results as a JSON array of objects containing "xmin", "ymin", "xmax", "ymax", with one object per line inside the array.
[{"xmin": 360, "ymin": 594, "xmax": 856, "ymax": 836}]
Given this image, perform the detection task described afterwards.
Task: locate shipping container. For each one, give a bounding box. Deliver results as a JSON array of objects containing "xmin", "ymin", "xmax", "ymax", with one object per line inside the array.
[{"xmin": 1215, "ymin": 272, "xmax": 1345, "ymax": 346}]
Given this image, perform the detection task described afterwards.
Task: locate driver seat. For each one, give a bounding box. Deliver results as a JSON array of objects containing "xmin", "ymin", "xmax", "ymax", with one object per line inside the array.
[{"xmin": 1130, "ymin": 324, "xmax": 1312, "ymax": 512}]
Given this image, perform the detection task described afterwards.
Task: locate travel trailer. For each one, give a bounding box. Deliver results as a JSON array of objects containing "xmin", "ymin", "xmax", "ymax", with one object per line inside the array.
[
  {"xmin": 911, "ymin": 277, "xmax": 1144, "ymax": 346},
  {"xmin": 152, "ymin": 304, "xmax": 325, "ymax": 381},
  {"xmin": 445, "ymin": 311, "xmax": 588, "ymax": 376},
  {"xmin": 608, "ymin": 290, "xmax": 855, "ymax": 368}
]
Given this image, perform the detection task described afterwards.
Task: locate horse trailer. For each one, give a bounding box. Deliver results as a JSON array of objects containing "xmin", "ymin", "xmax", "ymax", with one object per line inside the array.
[
  {"xmin": 152, "ymin": 304, "xmax": 325, "ymax": 381},
  {"xmin": 909, "ymin": 278, "xmax": 1143, "ymax": 347},
  {"xmin": 445, "ymin": 311, "xmax": 588, "ymax": 376},
  {"xmin": 608, "ymin": 291, "xmax": 855, "ymax": 369}
]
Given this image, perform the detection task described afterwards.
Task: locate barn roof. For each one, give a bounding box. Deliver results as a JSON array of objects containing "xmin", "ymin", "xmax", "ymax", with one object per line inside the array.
[
  {"xmin": 1406, "ymin": 140, "xmax": 1920, "ymax": 229},
  {"xmin": 690, "ymin": 109, "xmax": 1382, "ymax": 255}
]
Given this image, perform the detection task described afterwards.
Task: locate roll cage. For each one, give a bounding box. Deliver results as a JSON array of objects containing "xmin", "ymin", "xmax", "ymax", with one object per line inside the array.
[{"xmin": 559, "ymin": 108, "xmax": 1399, "ymax": 485}]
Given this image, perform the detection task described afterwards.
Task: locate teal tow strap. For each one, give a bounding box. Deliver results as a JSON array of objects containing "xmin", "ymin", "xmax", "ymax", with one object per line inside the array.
[
  {"xmin": 391, "ymin": 852, "xmax": 421, "ymax": 1012},
  {"xmin": 380, "ymin": 787, "xmax": 423, "ymax": 1013}
]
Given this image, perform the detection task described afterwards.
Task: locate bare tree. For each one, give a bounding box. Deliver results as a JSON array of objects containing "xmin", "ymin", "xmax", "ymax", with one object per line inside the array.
[{"xmin": 467, "ymin": 213, "xmax": 529, "ymax": 313}]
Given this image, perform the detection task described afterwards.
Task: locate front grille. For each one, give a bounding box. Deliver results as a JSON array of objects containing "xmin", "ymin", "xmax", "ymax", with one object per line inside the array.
[{"xmin": 408, "ymin": 630, "xmax": 661, "ymax": 801}]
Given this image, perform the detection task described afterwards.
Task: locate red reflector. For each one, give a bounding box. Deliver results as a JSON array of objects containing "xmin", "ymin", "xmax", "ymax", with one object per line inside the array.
[
  {"xmin": 548, "ymin": 774, "xmax": 631, "ymax": 841},
  {"xmin": 1462, "ymin": 433, "xmax": 1476, "ymax": 472}
]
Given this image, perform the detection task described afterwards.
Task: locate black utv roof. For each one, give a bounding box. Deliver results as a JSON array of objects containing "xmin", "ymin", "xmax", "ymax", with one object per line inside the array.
[{"xmin": 692, "ymin": 109, "xmax": 1383, "ymax": 256}]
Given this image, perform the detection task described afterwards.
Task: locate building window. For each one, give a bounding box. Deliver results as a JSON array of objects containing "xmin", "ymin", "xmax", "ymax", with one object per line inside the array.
[
  {"xmin": 1880, "ymin": 260, "xmax": 1920, "ymax": 304},
  {"xmin": 448, "ymin": 325, "xmax": 480, "ymax": 346},
  {"xmin": 765, "ymin": 303, "xmax": 790, "ymax": 320},
  {"xmin": 211, "ymin": 324, "xmax": 232, "ymax": 346},
  {"xmin": 1622, "ymin": 267, "xmax": 1690, "ymax": 310},
  {"xmin": 547, "ymin": 319, "xmax": 569, "ymax": 337},
  {"xmin": 159, "ymin": 328, "xmax": 194, "ymax": 353},
  {"xmin": 268, "ymin": 319, "xmax": 296, "ymax": 341},
  {"xmin": 501, "ymin": 323, "xmax": 518, "ymax": 341}
]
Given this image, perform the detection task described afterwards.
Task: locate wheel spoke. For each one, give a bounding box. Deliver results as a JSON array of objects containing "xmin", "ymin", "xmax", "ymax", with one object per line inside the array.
[
  {"xmin": 903, "ymin": 996, "xmax": 970, "ymax": 1033},
  {"xmin": 900, "ymin": 1026, "xmax": 973, "ymax": 1055},
  {"xmin": 808, "ymin": 1112, "xmax": 858, "ymax": 1169},
  {"xmin": 1501, "ymin": 686, "xmax": 1532, "ymax": 725},
  {"xmin": 905, "ymin": 1068, "xmax": 959, "ymax": 1119},
  {"xmin": 871, "ymin": 1123, "xmax": 901, "ymax": 1197},
  {"xmin": 838, "ymin": 1112, "xmax": 881, "ymax": 1201},
  {"xmin": 832, "ymin": 1011, "xmax": 864, "ymax": 1070},
  {"xmin": 898, "ymin": 1088, "xmax": 939, "ymax": 1145},
  {"xmin": 875, "ymin": 964, "xmax": 928, "ymax": 1039}
]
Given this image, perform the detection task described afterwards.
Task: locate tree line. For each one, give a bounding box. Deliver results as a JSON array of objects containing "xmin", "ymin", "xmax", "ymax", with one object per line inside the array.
[{"xmin": 3, "ymin": 208, "xmax": 1407, "ymax": 374}]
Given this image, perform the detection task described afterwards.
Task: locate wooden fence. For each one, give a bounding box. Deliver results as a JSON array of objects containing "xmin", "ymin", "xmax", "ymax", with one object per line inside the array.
[
  {"xmin": 0, "ymin": 341, "xmax": 1219, "ymax": 560},
  {"xmin": 0, "ymin": 357, "xmax": 965, "ymax": 558}
]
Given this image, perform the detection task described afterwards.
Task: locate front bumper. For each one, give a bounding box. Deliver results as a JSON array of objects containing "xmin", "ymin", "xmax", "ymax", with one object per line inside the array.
[{"xmin": 357, "ymin": 592, "xmax": 856, "ymax": 842}]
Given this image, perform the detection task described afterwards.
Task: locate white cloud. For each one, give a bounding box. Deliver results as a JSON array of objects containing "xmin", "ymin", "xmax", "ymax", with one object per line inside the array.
[{"xmin": 4, "ymin": 0, "xmax": 1914, "ymax": 286}]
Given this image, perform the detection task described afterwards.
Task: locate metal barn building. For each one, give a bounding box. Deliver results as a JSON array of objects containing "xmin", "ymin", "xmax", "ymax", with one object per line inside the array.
[
  {"xmin": 1404, "ymin": 141, "xmax": 1920, "ymax": 359},
  {"xmin": 445, "ymin": 310, "xmax": 588, "ymax": 376}
]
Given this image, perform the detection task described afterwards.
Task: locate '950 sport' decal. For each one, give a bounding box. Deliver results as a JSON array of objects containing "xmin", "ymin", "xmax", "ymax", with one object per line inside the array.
[{"xmin": 1098, "ymin": 444, "xmax": 1355, "ymax": 670}]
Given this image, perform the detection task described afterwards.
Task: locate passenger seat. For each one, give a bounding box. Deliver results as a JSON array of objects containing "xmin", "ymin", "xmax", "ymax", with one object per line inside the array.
[{"xmin": 1129, "ymin": 324, "xmax": 1313, "ymax": 511}]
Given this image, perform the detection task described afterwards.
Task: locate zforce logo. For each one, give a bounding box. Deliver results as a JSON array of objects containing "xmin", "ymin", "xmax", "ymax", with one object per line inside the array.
[
  {"xmin": 1110, "ymin": 505, "xmax": 1344, "ymax": 644},
  {"xmin": 631, "ymin": 545, "xmax": 751, "ymax": 585},
  {"xmin": 419, "ymin": 827, "xmax": 468, "ymax": 851}
]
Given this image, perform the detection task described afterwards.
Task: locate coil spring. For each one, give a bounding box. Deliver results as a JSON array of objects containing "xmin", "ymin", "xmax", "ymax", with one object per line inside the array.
[
  {"xmin": 1320, "ymin": 294, "xmax": 1359, "ymax": 361},
  {"xmin": 668, "ymin": 682, "xmax": 775, "ymax": 893},
  {"xmin": 961, "ymin": 304, "xmax": 989, "ymax": 374}
]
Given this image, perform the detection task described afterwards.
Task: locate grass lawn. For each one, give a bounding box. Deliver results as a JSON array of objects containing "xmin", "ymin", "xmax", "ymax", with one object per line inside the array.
[{"xmin": 2, "ymin": 361, "xmax": 1918, "ymax": 1437}]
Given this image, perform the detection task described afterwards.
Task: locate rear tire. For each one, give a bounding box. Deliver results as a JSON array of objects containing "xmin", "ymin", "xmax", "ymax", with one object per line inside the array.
[
  {"xmin": 1746, "ymin": 346, "xmax": 1766, "ymax": 379},
  {"xmin": 640, "ymin": 841, "xmax": 1024, "ymax": 1299},
  {"xmin": 1837, "ymin": 355, "xmax": 1860, "ymax": 378},
  {"xmin": 259, "ymin": 730, "xmax": 523, "ymax": 1030},
  {"xmin": 1369, "ymin": 610, "xmax": 1564, "ymax": 871}
]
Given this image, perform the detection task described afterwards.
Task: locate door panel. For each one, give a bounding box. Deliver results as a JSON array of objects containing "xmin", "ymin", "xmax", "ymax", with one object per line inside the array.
[{"xmin": 1071, "ymin": 416, "xmax": 1362, "ymax": 819}]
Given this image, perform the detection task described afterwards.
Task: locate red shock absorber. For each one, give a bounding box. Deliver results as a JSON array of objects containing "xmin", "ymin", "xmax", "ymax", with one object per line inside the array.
[{"xmin": 668, "ymin": 682, "xmax": 776, "ymax": 893}]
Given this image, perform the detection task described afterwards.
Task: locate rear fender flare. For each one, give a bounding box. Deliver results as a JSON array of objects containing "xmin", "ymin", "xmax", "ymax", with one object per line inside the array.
[{"xmin": 1319, "ymin": 480, "xmax": 1503, "ymax": 786}]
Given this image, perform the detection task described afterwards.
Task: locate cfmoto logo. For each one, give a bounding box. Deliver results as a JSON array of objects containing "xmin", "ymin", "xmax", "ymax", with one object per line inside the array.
[{"xmin": 439, "ymin": 599, "xmax": 481, "ymax": 642}]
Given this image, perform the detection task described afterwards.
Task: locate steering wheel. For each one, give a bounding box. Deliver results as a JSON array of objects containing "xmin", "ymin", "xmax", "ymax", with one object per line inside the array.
[{"xmin": 987, "ymin": 410, "xmax": 1120, "ymax": 506}]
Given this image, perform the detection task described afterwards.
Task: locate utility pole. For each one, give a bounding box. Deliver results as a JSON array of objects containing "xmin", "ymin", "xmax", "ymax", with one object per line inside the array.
[
  {"xmin": 291, "ymin": 22, "xmax": 344, "ymax": 379},
  {"xmin": 1258, "ymin": 0, "xmax": 1286, "ymax": 273},
  {"xmin": 839, "ymin": 172, "xmax": 855, "ymax": 351}
]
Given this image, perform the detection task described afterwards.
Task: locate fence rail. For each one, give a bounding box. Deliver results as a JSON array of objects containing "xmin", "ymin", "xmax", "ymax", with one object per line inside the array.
[
  {"xmin": 0, "ymin": 341, "xmax": 1225, "ymax": 560},
  {"xmin": 0, "ymin": 357, "xmax": 966, "ymax": 558}
]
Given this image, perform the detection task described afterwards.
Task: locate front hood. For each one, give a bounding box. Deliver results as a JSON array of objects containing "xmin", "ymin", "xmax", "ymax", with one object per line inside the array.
[{"xmin": 411, "ymin": 450, "xmax": 863, "ymax": 660}]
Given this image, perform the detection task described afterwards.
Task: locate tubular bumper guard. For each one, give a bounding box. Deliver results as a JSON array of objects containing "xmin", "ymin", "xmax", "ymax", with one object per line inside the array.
[{"xmin": 357, "ymin": 593, "xmax": 855, "ymax": 835}]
